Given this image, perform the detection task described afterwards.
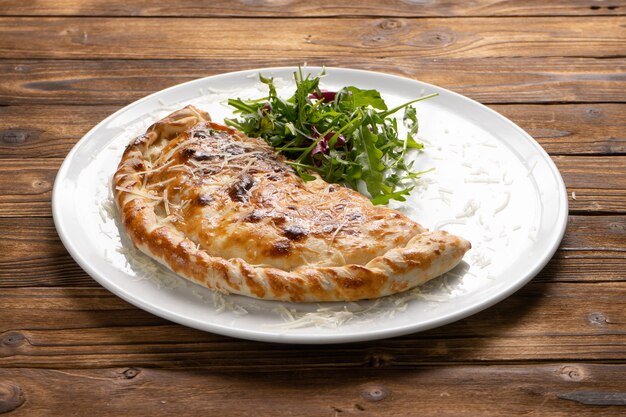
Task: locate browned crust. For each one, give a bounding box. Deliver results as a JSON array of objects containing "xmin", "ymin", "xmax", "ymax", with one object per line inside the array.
[{"xmin": 112, "ymin": 106, "xmax": 471, "ymax": 302}]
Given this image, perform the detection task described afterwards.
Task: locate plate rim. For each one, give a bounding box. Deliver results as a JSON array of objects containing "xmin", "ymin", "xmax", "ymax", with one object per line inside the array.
[{"xmin": 52, "ymin": 66, "xmax": 568, "ymax": 344}]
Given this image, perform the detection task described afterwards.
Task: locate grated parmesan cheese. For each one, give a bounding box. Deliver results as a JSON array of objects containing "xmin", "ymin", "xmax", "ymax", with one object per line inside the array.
[
  {"xmin": 470, "ymin": 252, "xmax": 492, "ymax": 269},
  {"xmin": 163, "ymin": 188, "xmax": 170, "ymax": 215},
  {"xmin": 456, "ymin": 199, "xmax": 480, "ymax": 219},
  {"xmin": 134, "ymin": 159, "xmax": 174, "ymax": 177},
  {"xmin": 465, "ymin": 178, "xmax": 500, "ymax": 184},
  {"xmin": 394, "ymin": 287, "xmax": 449, "ymax": 304},
  {"xmin": 435, "ymin": 219, "xmax": 467, "ymax": 230},
  {"xmin": 494, "ymin": 191, "xmax": 510, "ymax": 214},
  {"xmin": 115, "ymin": 186, "xmax": 163, "ymax": 201},
  {"xmin": 145, "ymin": 177, "xmax": 177, "ymax": 189}
]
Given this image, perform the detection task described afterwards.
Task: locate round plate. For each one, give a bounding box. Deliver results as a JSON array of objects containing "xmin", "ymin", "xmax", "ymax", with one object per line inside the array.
[{"xmin": 52, "ymin": 67, "xmax": 567, "ymax": 344}]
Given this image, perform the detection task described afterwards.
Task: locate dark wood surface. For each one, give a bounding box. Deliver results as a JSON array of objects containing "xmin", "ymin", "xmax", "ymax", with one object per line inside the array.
[{"xmin": 1, "ymin": 1, "xmax": 625, "ymax": 415}]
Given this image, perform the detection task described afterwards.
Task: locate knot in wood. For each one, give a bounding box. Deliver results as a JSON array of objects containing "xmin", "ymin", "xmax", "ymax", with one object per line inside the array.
[
  {"xmin": 0, "ymin": 381, "xmax": 26, "ymax": 414},
  {"xmin": 420, "ymin": 29, "xmax": 455, "ymax": 47},
  {"xmin": 588, "ymin": 312, "xmax": 608, "ymax": 326},
  {"xmin": 31, "ymin": 178, "xmax": 51, "ymax": 192},
  {"xmin": 584, "ymin": 107, "xmax": 602, "ymax": 119},
  {"xmin": 360, "ymin": 384, "xmax": 390, "ymax": 402},
  {"xmin": 0, "ymin": 331, "xmax": 26, "ymax": 348},
  {"xmin": 379, "ymin": 19, "xmax": 403, "ymax": 31},
  {"xmin": 365, "ymin": 351, "xmax": 394, "ymax": 367},
  {"xmin": 1, "ymin": 130, "xmax": 28, "ymax": 145},
  {"xmin": 123, "ymin": 368, "xmax": 140, "ymax": 379},
  {"xmin": 362, "ymin": 20, "xmax": 406, "ymax": 48},
  {"xmin": 608, "ymin": 222, "xmax": 625, "ymax": 231},
  {"xmin": 401, "ymin": 0, "xmax": 434, "ymax": 5},
  {"xmin": 362, "ymin": 34, "xmax": 398, "ymax": 47},
  {"xmin": 69, "ymin": 29, "xmax": 89, "ymax": 45},
  {"xmin": 557, "ymin": 365, "xmax": 585, "ymax": 381}
]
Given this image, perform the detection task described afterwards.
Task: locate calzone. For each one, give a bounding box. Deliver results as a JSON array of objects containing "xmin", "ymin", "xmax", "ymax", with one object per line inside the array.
[{"xmin": 113, "ymin": 106, "xmax": 470, "ymax": 302}]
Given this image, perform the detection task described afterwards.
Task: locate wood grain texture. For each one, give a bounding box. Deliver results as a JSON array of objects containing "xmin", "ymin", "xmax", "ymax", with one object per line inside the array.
[
  {"xmin": 491, "ymin": 104, "xmax": 626, "ymax": 155},
  {"xmin": 1, "ymin": 103, "xmax": 625, "ymax": 158},
  {"xmin": 1, "ymin": 365, "xmax": 625, "ymax": 416},
  {"xmin": 1, "ymin": 3, "xmax": 625, "ymax": 416},
  {"xmin": 1, "ymin": 17, "xmax": 625, "ymax": 60},
  {"xmin": 1, "ymin": 155, "xmax": 624, "ymax": 218},
  {"xmin": 0, "ymin": 282, "xmax": 625, "ymax": 368},
  {"xmin": 0, "ymin": 105, "xmax": 121, "ymax": 158},
  {"xmin": 1, "ymin": 215, "xmax": 624, "ymax": 288},
  {"xmin": 1, "ymin": 0, "xmax": 625, "ymax": 17},
  {"xmin": 0, "ymin": 159, "xmax": 59, "ymax": 217},
  {"xmin": 0, "ymin": 216, "xmax": 88, "ymax": 286},
  {"xmin": 556, "ymin": 156, "xmax": 626, "ymax": 213},
  {"xmin": 2, "ymin": 58, "xmax": 625, "ymax": 107}
]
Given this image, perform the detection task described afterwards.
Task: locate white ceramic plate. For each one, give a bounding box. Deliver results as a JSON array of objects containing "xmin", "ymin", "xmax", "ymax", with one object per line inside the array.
[{"xmin": 52, "ymin": 67, "xmax": 567, "ymax": 344}]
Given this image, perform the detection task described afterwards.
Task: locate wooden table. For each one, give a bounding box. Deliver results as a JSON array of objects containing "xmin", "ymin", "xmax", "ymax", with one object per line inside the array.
[{"xmin": 1, "ymin": 1, "xmax": 625, "ymax": 415}]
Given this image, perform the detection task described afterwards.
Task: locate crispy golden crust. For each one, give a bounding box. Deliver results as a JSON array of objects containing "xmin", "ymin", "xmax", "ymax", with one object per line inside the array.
[{"xmin": 113, "ymin": 106, "xmax": 471, "ymax": 302}]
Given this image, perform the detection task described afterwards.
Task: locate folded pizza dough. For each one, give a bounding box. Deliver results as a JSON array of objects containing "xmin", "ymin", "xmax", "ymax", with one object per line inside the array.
[{"xmin": 113, "ymin": 106, "xmax": 470, "ymax": 302}]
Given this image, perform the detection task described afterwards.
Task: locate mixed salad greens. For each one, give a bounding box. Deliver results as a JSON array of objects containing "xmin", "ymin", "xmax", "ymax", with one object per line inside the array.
[{"xmin": 225, "ymin": 68, "xmax": 436, "ymax": 205}]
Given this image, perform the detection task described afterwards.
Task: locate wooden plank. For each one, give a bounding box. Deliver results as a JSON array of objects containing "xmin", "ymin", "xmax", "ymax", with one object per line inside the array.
[
  {"xmin": 2, "ymin": 58, "xmax": 625, "ymax": 106},
  {"xmin": 1, "ymin": 155, "xmax": 624, "ymax": 219},
  {"xmin": 0, "ymin": 206, "xmax": 625, "ymax": 287},
  {"xmin": 0, "ymin": 218, "xmax": 625, "ymax": 287},
  {"xmin": 0, "ymin": 282, "xmax": 625, "ymax": 368},
  {"xmin": 1, "ymin": 213, "xmax": 626, "ymax": 287},
  {"xmin": 539, "ymin": 256, "xmax": 626, "ymax": 283},
  {"xmin": 1, "ymin": 0, "xmax": 625, "ymax": 17},
  {"xmin": 0, "ymin": 215, "xmax": 89, "ymax": 286},
  {"xmin": 0, "ymin": 159, "xmax": 59, "ymax": 217},
  {"xmin": 0, "ymin": 105, "xmax": 121, "ymax": 158},
  {"xmin": 0, "ymin": 17, "xmax": 625, "ymax": 60},
  {"xmin": 2, "ymin": 104, "xmax": 625, "ymax": 158},
  {"xmin": 556, "ymin": 156, "xmax": 626, "ymax": 213},
  {"xmin": 1, "ymin": 365, "xmax": 625, "ymax": 416},
  {"xmin": 491, "ymin": 104, "xmax": 626, "ymax": 155},
  {"xmin": 560, "ymin": 216, "xmax": 626, "ymax": 253}
]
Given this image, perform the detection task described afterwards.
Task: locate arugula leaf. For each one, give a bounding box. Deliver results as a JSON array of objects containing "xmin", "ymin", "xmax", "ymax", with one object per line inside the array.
[
  {"xmin": 354, "ymin": 125, "xmax": 385, "ymax": 198},
  {"xmin": 371, "ymin": 187, "xmax": 414, "ymax": 205},
  {"xmin": 340, "ymin": 87, "xmax": 388, "ymax": 111},
  {"xmin": 225, "ymin": 68, "xmax": 436, "ymax": 204},
  {"xmin": 259, "ymin": 73, "xmax": 277, "ymax": 98}
]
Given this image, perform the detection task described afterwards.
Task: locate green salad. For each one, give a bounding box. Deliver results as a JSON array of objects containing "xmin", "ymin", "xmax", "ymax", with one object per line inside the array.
[{"xmin": 225, "ymin": 68, "xmax": 436, "ymax": 205}]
